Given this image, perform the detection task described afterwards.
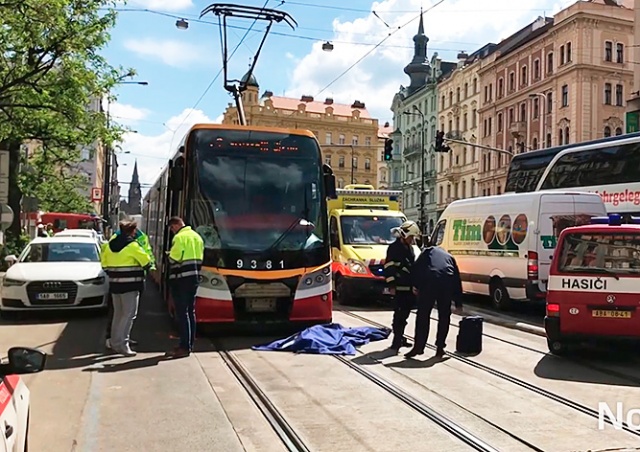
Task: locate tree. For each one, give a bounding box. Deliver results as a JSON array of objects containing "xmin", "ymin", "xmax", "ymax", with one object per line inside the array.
[{"xmin": 0, "ymin": 0, "xmax": 133, "ymax": 239}]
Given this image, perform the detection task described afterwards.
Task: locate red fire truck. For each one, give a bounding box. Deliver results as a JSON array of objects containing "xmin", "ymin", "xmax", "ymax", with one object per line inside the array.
[{"xmin": 545, "ymin": 214, "xmax": 640, "ymax": 355}]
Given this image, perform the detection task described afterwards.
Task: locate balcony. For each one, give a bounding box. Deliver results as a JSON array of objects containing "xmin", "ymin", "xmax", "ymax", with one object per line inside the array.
[
  {"xmin": 509, "ymin": 121, "xmax": 527, "ymax": 137},
  {"xmin": 403, "ymin": 143, "xmax": 423, "ymax": 157},
  {"xmin": 441, "ymin": 166, "xmax": 461, "ymax": 181}
]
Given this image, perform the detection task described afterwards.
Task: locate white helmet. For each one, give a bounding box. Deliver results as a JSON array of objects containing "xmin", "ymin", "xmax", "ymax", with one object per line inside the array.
[{"xmin": 394, "ymin": 220, "xmax": 420, "ymax": 238}]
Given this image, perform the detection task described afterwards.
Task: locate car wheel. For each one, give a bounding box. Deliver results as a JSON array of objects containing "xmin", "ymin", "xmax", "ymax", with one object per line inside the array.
[
  {"xmin": 547, "ymin": 339, "xmax": 569, "ymax": 356},
  {"xmin": 490, "ymin": 279, "xmax": 511, "ymax": 311}
]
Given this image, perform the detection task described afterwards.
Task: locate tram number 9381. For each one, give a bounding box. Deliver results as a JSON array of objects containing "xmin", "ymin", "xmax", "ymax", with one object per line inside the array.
[{"xmin": 236, "ymin": 259, "xmax": 285, "ymax": 270}]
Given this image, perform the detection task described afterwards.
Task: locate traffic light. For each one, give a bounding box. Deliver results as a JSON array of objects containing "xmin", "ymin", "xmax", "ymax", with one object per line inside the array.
[
  {"xmin": 384, "ymin": 138, "xmax": 393, "ymax": 161},
  {"xmin": 434, "ymin": 130, "xmax": 450, "ymax": 152}
]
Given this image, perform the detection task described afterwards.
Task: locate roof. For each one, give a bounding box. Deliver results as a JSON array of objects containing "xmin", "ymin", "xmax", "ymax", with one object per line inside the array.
[
  {"xmin": 30, "ymin": 236, "xmax": 98, "ymax": 244},
  {"xmin": 378, "ymin": 123, "xmax": 393, "ymax": 138},
  {"xmin": 265, "ymin": 95, "xmax": 372, "ymax": 119},
  {"xmin": 494, "ymin": 17, "xmax": 554, "ymax": 61}
]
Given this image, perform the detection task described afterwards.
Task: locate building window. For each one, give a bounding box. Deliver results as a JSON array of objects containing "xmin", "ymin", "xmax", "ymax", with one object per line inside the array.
[
  {"xmin": 558, "ymin": 129, "xmax": 564, "ymax": 146},
  {"xmin": 547, "ymin": 52, "xmax": 554, "ymax": 73},
  {"xmin": 441, "ymin": 95, "xmax": 445, "ymax": 109},
  {"xmin": 325, "ymin": 155, "xmax": 331, "ymax": 166},
  {"xmin": 605, "ymin": 41, "xmax": 612, "ymax": 62},
  {"xmin": 560, "ymin": 45, "xmax": 565, "ymax": 65},
  {"xmin": 520, "ymin": 103, "xmax": 526, "ymax": 121},
  {"xmin": 484, "ymin": 86, "xmax": 488, "ymax": 103},
  {"xmin": 564, "ymin": 127, "xmax": 569, "ymax": 144},
  {"xmin": 365, "ymin": 137, "xmax": 371, "ymax": 146},
  {"xmin": 448, "ymin": 119, "xmax": 453, "ymax": 132},
  {"xmin": 456, "ymin": 87, "xmax": 461, "ymax": 103},
  {"xmin": 352, "ymin": 135, "xmax": 358, "ymax": 146},
  {"xmin": 463, "ymin": 113, "xmax": 468, "ymax": 131},
  {"xmin": 325, "ymin": 132, "xmax": 332, "ymax": 145},
  {"xmin": 604, "ymin": 126, "xmax": 611, "ymax": 137},
  {"xmin": 615, "ymin": 127, "xmax": 623, "ymax": 136},
  {"xmin": 488, "ymin": 117, "xmax": 492, "ymax": 135},
  {"xmin": 546, "ymin": 133, "xmax": 551, "ymax": 148},
  {"xmin": 462, "ymin": 180, "xmax": 467, "ymax": 199},
  {"xmin": 546, "ymin": 92, "xmax": 553, "ymax": 113},
  {"xmin": 561, "ymin": 85, "xmax": 568, "ymax": 107},
  {"xmin": 489, "ymin": 83, "xmax": 493, "ymax": 101},
  {"xmin": 508, "ymin": 72, "xmax": 515, "ymax": 91},
  {"xmin": 508, "ymin": 107, "xmax": 514, "ymax": 125},
  {"xmin": 532, "ymin": 137, "xmax": 538, "ymax": 149},
  {"xmin": 473, "ymin": 78, "xmax": 477, "ymax": 93},
  {"xmin": 338, "ymin": 134, "xmax": 345, "ymax": 145},
  {"xmin": 455, "ymin": 116, "xmax": 460, "ymax": 132},
  {"xmin": 338, "ymin": 178, "xmax": 344, "ymax": 188},
  {"xmin": 533, "ymin": 59, "xmax": 540, "ymax": 79},
  {"xmin": 498, "ymin": 78, "xmax": 504, "ymax": 98},
  {"xmin": 616, "ymin": 43, "xmax": 624, "ymax": 63},
  {"xmin": 520, "ymin": 65, "xmax": 527, "ymax": 86},
  {"xmin": 566, "ymin": 42, "xmax": 572, "ymax": 62},
  {"xmin": 338, "ymin": 156, "xmax": 345, "ymax": 168},
  {"xmin": 449, "ymin": 91, "xmax": 453, "ymax": 106},
  {"xmin": 604, "ymin": 83, "xmax": 612, "ymax": 105},
  {"xmin": 472, "ymin": 109, "xmax": 477, "ymax": 128},
  {"xmin": 533, "ymin": 98, "xmax": 539, "ymax": 118},
  {"xmin": 352, "ymin": 157, "xmax": 358, "ymax": 169},
  {"xmin": 616, "ymin": 84, "xmax": 623, "ymax": 106},
  {"xmin": 497, "ymin": 112, "xmax": 503, "ymax": 132},
  {"xmin": 365, "ymin": 158, "xmax": 371, "ymax": 170}
]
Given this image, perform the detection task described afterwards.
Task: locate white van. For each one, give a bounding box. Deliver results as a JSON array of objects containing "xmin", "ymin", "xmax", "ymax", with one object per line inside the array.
[{"xmin": 427, "ymin": 192, "xmax": 607, "ymax": 310}]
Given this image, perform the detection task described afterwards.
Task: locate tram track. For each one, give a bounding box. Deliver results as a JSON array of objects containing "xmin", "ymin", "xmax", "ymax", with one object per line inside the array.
[
  {"xmin": 422, "ymin": 311, "xmax": 640, "ymax": 386},
  {"xmin": 214, "ymin": 343, "xmax": 311, "ymax": 452},
  {"xmin": 338, "ymin": 309, "xmax": 640, "ymax": 439}
]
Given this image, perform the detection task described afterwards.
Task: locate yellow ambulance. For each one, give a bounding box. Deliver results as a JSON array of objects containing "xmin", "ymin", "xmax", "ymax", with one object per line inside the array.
[{"xmin": 328, "ymin": 185, "xmax": 413, "ymax": 305}]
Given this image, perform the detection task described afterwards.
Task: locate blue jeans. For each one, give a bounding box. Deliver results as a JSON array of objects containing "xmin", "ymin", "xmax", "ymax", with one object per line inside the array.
[{"xmin": 171, "ymin": 283, "xmax": 198, "ymax": 351}]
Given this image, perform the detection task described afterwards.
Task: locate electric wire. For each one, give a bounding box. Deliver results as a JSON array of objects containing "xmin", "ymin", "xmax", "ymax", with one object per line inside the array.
[{"xmin": 314, "ymin": 0, "xmax": 446, "ymax": 97}]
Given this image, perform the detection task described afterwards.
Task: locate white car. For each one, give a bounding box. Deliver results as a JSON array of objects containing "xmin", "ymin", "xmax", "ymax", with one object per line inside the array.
[
  {"xmin": 0, "ymin": 347, "xmax": 46, "ymax": 452},
  {"xmin": 1, "ymin": 237, "xmax": 109, "ymax": 313}
]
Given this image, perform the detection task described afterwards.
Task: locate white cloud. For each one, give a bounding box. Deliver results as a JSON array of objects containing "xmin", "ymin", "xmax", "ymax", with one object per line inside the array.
[
  {"xmin": 108, "ymin": 102, "xmax": 151, "ymax": 125},
  {"xmin": 287, "ymin": 0, "xmax": 576, "ymax": 120},
  {"xmin": 123, "ymin": 38, "xmax": 204, "ymax": 67},
  {"xmin": 121, "ymin": 0, "xmax": 194, "ymax": 11},
  {"xmin": 116, "ymin": 108, "xmax": 220, "ymax": 198}
]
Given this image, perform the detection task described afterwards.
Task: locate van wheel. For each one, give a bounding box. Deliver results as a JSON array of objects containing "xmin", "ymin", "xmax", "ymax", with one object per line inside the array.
[
  {"xmin": 490, "ymin": 279, "xmax": 511, "ymax": 311},
  {"xmin": 548, "ymin": 339, "xmax": 568, "ymax": 356}
]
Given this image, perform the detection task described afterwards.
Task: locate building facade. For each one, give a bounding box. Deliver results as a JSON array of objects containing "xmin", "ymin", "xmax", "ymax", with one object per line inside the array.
[
  {"xmin": 222, "ymin": 74, "xmax": 379, "ymax": 188},
  {"xmin": 389, "ymin": 12, "xmax": 456, "ymax": 233},
  {"xmin": 435, "ymin": 45, "xmax": 498, "ymax": 214},
  {"xmin": 477, "ymin": 0, "xmax": 634, "ymax": 196}
]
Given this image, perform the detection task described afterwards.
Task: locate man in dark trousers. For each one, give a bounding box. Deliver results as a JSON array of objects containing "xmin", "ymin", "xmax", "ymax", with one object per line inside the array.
[
  {"xmin": 383, "ymin": 220, "xmax": 421, "ymax": 352},
  {"xmin": 405, "ymin": 244, "xmax": 464, "ymax": 358}
]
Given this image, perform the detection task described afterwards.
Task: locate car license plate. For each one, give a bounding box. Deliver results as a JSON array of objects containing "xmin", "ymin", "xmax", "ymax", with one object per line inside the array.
[
  {"xmin": 592, "ymin": 310, "xmax": 631, "ymax": 318},
  {"xmin": 247, "ymin": 298, "xmax": 276, "ymax": 312},
  {"xmin": 36, "ymin": 292, "xmax": 68, "ymax": 300}
]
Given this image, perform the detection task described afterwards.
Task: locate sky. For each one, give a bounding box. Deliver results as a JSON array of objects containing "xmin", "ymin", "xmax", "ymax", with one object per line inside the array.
[{"xmin": 105, "ymin": 0, "xmax": 578, "ymax": 200}]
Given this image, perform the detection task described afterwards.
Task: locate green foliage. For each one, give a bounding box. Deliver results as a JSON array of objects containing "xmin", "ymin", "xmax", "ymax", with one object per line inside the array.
[
  {"xmin": 0, "ymin": 0, "xmax": 135, "ymax": 238},
  {"xmin": 19, "ymin": 144, "xmax": 93, "ymax": 213}
]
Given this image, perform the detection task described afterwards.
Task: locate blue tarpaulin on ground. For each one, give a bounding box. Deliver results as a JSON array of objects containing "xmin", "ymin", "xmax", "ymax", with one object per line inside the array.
[{"xmin": 252, "ymin": 323, "xmax": 391, "ymax": 355}]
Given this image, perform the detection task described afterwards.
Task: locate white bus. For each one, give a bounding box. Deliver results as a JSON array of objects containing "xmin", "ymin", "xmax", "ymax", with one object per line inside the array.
[{"xmin": 505, "ymin": 132, "xmax": 640, "ymax": 217}]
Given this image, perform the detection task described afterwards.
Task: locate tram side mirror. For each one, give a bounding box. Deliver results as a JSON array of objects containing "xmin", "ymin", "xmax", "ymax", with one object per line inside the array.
[
  {"xmin": 169, "ymin": 166, "xmax": 184, "ymax": 191},
  {"xmin": 323, "ymin": 164, "xmax": 337, "ymax": 199}
]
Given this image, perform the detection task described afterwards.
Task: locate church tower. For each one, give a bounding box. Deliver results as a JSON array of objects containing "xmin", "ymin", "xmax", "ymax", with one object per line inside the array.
[
  {"xmin": 403, "ymin": 10, "xmax": 432, "ymax": 95},
  {"xmin": 127, "ymin": 160, "xmax": 141, "ymax": 215},
  {"xmin": 240, "ymin": 70, "xmax": 260, "ymax": 107}
]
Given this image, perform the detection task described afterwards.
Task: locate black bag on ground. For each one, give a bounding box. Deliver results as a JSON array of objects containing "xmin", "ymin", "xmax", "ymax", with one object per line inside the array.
[{"xmin": 456, "ymin": 316, "xmax": 483, "ymax": 354}]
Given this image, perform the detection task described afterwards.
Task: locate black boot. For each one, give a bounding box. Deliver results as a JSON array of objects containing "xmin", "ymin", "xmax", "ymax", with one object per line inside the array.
[
  {"xmin": 404, "ymin": 348, "xmax": 424, "ymax": 358},
  {"xmin": 435, "ymin": 347, "xmax": 445, "ymax": 358}
]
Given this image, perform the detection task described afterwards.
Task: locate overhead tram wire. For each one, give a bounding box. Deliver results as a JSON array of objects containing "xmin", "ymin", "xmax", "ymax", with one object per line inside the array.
[
  {"xmin": 167, "ymin": 0, "xmax": 272, "ymax": 152},
  {"xmin": 109, "ymin": 7, "xmax": 482, "ymax": 51},
  {"xmin": 315, "ymin": 0, "xmax": 446, "ymax": 97}
]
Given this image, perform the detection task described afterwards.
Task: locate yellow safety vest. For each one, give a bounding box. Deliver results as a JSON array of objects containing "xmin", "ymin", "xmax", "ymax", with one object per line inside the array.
[
  {"xmin": 101, "ymin": 239, "xmax": 151, "ymax": 294},
  {"xmin": 168, "ymin": 226, "xmax": 204, "ymax": 283}
]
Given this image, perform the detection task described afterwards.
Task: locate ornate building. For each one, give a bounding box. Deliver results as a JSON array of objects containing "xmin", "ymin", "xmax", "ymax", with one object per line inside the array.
[
  {"xmin": 119, "ymin": 160, "xmax": 141, "ymax": 216},
  {"xmin": 222, "ymin": 73, "xmax": 379, "ymax": 188},
  {"xmin": 389, "ymin": 11, "xmax": 456, "ymax": 233},
  {"xmin": 477, "ymin": 0, "xmax": 634, "ymax": 196},
  {"xmin": 435, "ymin": 44, "xmax": 498, "ymax": 214}
]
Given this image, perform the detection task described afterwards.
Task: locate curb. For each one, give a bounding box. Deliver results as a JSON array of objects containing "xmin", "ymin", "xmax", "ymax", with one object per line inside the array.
[{"xmin": 463, "ymin": 307, "xmax": 546, "ymax": 338}]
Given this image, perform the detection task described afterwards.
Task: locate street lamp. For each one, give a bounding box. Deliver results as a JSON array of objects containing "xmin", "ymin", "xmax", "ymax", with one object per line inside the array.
[
  {"xmin": 529, "ymin": 92, "xmax": 547, "ymax": 148},
  {"xmin": 404, "ymin": 105, "xmax": 427, "ymax": 234},
  {"xmin": 103, "ymin": 79, "xmax": 148, "ymax": 230}
]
